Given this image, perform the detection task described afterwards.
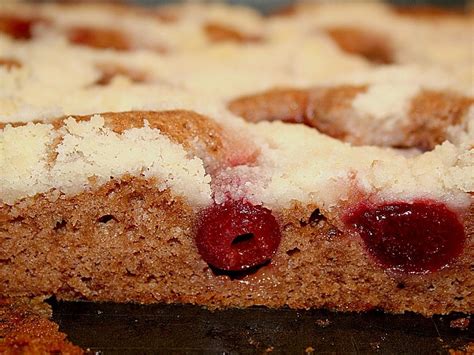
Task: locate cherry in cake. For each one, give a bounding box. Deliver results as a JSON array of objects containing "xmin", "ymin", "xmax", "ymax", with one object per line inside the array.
[
  {"xmin": 345, "ymin": 200, "xmax": 466, "ymax": 273},
  {"xmin": 196, "ymin": 199, "xmax": 281, "ymax": 271}
]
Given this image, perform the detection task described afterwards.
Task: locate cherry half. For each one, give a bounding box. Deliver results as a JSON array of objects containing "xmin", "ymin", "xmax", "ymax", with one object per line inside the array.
[
  {"xmin": 196, "ymin": 199, "xmax": 281, "ymax": 271},
  {"xmin": 345, "ymin": 200, "xmax": 466, "ymax": 273}
]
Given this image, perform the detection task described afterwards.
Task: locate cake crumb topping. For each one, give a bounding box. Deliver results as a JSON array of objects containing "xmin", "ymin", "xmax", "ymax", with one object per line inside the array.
[{"xmin": 1, "ymin": 115, "xmax": 212, "ymax": 207}]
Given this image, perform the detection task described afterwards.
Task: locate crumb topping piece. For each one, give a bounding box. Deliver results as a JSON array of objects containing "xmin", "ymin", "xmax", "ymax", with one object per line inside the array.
[{"xmin": 0, "ymin": 114, "xmax": 212, "ymax": 207}]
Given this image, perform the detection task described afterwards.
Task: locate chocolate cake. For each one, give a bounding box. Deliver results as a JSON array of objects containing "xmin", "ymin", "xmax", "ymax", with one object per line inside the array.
[{"xmin": 0, "ymin": 1, "xmax": 472, "ymax": 322}]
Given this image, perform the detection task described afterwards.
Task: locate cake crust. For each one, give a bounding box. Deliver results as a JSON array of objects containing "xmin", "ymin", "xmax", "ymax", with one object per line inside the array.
[{"xmin": 229, "ymin": 87, "xmax": 473, "ymax": 150}]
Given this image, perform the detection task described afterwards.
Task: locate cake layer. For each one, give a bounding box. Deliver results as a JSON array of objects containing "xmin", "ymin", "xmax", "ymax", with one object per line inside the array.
[
  {"xmin": 0, "ymin": 112, "xmax": 216, "ymax": 207},
  {"xmin": 1, "ymin": 111, "xmax": 473, "ymax": 316},
  {"xmin": 0, "ymin": 3, "xmax": 472, "ymax": 123},
  {"xmin": 0, "ymin": 297, "xmax": 82, "ymax": 354},
  {"xmin": 0, "ymin": 176, "xmax": 472, "ymax": 315},
  {"xmin": 2, "ymin": 112, "xmax": 472, "ymax": 214}
]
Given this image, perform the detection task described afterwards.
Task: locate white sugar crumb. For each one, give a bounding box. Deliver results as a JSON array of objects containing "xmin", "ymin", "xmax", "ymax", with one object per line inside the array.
[
  {"xmin": 0, "ymin": 123, "xmax": 56, "ymax": 203},
  {"xmin": 0, "ymin": 2, "xmax": 473, "ymax": 208},
  {"xmin": 352, "ymin": 83, "xmax": 420, "ymax": 121},
  {"xmin": 251, "ymin": 122, "xmax": 473, "ymax": 211},
  {"xmin": 0, "ymin": 116, "xmax": 212, "ymax": 207}
]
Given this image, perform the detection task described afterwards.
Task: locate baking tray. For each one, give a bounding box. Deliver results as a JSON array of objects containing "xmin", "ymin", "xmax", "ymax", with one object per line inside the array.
[{"xmin": 50, "ymin": 299, "xmax": 473, "ymax": 354}]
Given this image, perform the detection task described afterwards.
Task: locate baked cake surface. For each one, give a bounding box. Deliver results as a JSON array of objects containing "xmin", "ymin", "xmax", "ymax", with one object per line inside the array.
[{"xmin": 0, "ymin": 1, "xmax": 472, "ymax": 318}]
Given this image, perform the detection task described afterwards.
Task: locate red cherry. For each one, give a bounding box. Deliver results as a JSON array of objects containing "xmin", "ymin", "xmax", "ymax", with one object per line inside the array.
[
  {"xmin": 196, "ymin": 199, "xmax": 281, "ymax": 271},
  {"xmin": 345, "ymin": 200, "xmax": 465, "ymax": 273}
]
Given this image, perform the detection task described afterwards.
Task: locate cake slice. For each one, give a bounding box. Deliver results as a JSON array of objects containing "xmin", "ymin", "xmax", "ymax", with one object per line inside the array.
[
  {"xmin": 0, "ymin": 297, "xmax": 83, "ymax": 354},
  {"xmin": 0, "ymin": 109, "xmax": 472, "ymax": 316},
  {"xmin": 0, "ymin": 1, "xmax": 472, "ymax": 319}
]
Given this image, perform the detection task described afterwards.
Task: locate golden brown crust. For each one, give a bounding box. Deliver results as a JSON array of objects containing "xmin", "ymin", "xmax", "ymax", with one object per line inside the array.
[
  {"xmin": 325, "ymin": 27, "xmax": 394, "ymax": 64},
  {"xmin": 0, "ymin": 110, "xmax": 227, "ymax": 162},
  {"xmin": 68, "ymin": 111, "xmax": 258, "ymax": 168},
  {"xmin": 94, "ymin": 62, "xmax": 148, "ymax": 86},
  {"xmin": 393, "ymin": 5, "xmax": 470, "ymax": 18},
  {"xmin": 0, "ymin": 13, "xmax": 45, "ymax": 40},
  {"xmin": 0, "ymin": 298, "xmax": 83, "ymax": 354},
  {"xmin": 228, "ymin": 88, "xmax": 309, "ymax": 124},
  {"xmin": 0, "ymin": 179, "xmax": 472, "ymax": 315},
  {"xmin": 228, "ymin": 86, "xmax": 367, "ymax": 141},
  {"xmin": 405, "ymin": 90, "xmax": 474, "ymax": 150},
  {"xmin": 0, "ymin": 110, "xmax": 259, "ymax": 170},
  {"xmin": 67, "ymin": 25, "xmax": 131, "ymax": 51},
  {"xmin": 306, "ymin": 85, "xmax": 368, "ymax": 140},
  {"xmin": 229, "ymin": 87, "xmax": 473, "ymax": 150},
  {"xmin": 0, "ymin": 58, "xmax": 21, "ymax": 70},
  {"xmin": 76, "ymin": 110, "xmax": 227, "ymax": 160},
  {"xmin": 204, "ymin": 22, "xmax": 263, "ymax": 44}
]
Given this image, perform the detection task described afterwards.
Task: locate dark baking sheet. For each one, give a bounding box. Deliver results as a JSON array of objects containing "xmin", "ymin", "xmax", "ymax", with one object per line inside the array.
[{"xmin": 50, "ymin": 299, "xmax": 472, "ymax": 354}]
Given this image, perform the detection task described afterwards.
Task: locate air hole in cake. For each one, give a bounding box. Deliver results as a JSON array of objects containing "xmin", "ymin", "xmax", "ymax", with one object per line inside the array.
[
  {"xmin": 204, "ymin": 22, "xmax": 263, "ymax": 44},
  {"xmin": 0, "ymin": 14, "xmax": 45, "ymax": 40},
  {"xmin": 396, "ymin": 282, "xmax": 405, "ymax": 289},
  {"xmin": 0, "ymin": 259, "xmax": 8, "ymax": 266},
  {"xmin": 309, "ymin": 209, "xmax": 326, "ymax": 225},
  {"xmin": 11, "ymin": 216, "xmax": 24, "ymax": 224},
  {"xmin": 167, "ymin": 237, "xmax": 182, "ymax": 246},
  {"xmin": 97, "ymin": 215, "xmax": 117, "ymax": 224},
  {"xmin": 454, "ymin": 296, "xmax": 464, "ymax": 301},
  {"xmin": 209, "ymin": 260, "xmax": 271, "ymax": 280},
  {"xmin": 300, "ymin": 208, "xmax": 326, "ymax": 227},
  {"xmin": 345, "ymin": 200, "xmax": 466, "ymax": 273},
  {"xmin": 53, "ymin": 220, "xmax": 67, "ymax": 231},
  {"xmin": 67, "ymin": 26, "xmax": 131, "ymax": 51},
  {"xmin": 286, "ymin": 247, "xmax": 301, "ymax": 257},
  {"xmin": 80, "ymin": 277, "xmax": 92, "ymax": 284},
  {"xmin": 327, "ymin": 227, "xmax": 342, "ymax": 239},
  {"xmin": 146, "ymin": 274, "xmax": 157, "ymax": 283},
  {"xmin": 196, "ymin": 199, "xmax": 281, "ymax": 272},
  {"xmin": 325, "ymin": 27, "xmax": 394, "ymax": 64}
]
